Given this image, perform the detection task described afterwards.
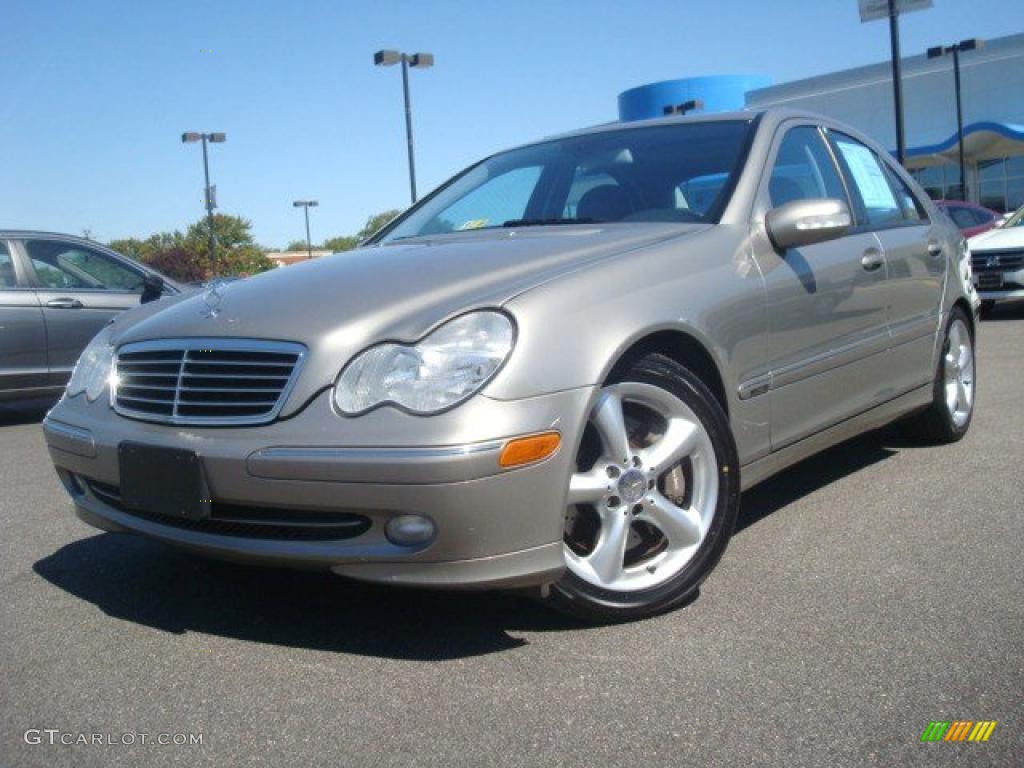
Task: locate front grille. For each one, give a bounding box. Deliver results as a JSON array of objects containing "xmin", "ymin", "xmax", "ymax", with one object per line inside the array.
[
  {"xmin": 85, "ymin": 479, "xmax": 371, "ymax": 541},
  {"xmin": 113, "ymin": 339, "xmax": 305, "ymax": 426},
  {"xmin": 972, "ymin": 249, "xmax": 1024, "ymax": 273}
]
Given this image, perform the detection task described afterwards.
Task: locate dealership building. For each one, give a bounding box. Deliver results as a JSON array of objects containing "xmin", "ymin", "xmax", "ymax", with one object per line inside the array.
[{"xmin": 618, "ymin": 32, "xmax": 1024, "ymax": 212}]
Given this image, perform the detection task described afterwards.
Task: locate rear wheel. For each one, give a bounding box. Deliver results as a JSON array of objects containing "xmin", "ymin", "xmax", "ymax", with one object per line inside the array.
[
  {"xmin": 546, "ymin": 353, "xmax": 740, "ymax": 622},
  {"xmin": 901, "ymin": 307, "xmax": 975, "ymax": 444}
]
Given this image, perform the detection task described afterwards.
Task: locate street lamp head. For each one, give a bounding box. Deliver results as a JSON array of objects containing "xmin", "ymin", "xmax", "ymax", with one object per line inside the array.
[
  {"xmin": 409, "ymin": 52, "xmax": 434, "ymax": 68},
  {"xmin": 293, "ymin": 200, "xmax": 319, "ymax": 207},
  {"xmin": 208, "ymin": 133, "xmax": 227, "ymax": 143},
  {"xmin": 181, "ymin": 132, "xmax": 201, "ymax": 143},
  {"xmin": 958, "ymin": 38, "xmax": 984, "ymax": 52},
  {"xmin": 926, "ymin": 45, "xmax": 945, "ymax": 59},
  {"xmin": 374, "ymin": 49, "xmax": 402, "ymax": 66}
]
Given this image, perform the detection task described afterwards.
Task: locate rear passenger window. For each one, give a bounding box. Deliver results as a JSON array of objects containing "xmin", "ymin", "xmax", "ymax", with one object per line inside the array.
[
  {"xmin": 831, "ymin": 133, "xmax": 902, "ymax": 227},
  {"xmin": 768, "ymin": 126, "xmax": 848, "ymax": 208},
  {"xmin": 0, "ymin": 243, "xmax": 16, "ymax": 288}
]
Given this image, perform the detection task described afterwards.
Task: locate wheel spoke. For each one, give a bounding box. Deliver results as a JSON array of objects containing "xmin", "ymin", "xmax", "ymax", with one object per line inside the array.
[
  {"xmin": 585, "ymin": 511, "xmax": 631, "ymax": 584},
  {"xmin": 956, "ymin": 376, "xmax": 970, "ymax": 411},
  {"xmin": 568, "ymin": 469, "xmax": 607, "ymax": 505},
  {"xmin": 592, "ymin": 390, "xmax": 631, "ymax": 464},
  {"xmin": 958, "ymin": 344, "xmax": 971, "ymax": 371},
  {"xmin": 641, "ymin": 418, "xmax": 699, "ymax": 473},
  {"xmin": 639, "ymin": 492, "xmax": 702, "ymax": 548}
]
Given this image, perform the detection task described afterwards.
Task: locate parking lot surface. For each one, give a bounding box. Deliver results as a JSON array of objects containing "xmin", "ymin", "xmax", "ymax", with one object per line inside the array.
[{"xmin": 1, "ymin": 304, "xmax": 1022, "ymax": 768}]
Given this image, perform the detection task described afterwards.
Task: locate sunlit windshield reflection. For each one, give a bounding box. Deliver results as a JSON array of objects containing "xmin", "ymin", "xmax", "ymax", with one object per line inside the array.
[{"xmin": 377, "ymin": 120, "xmax": 754, "ymax": 243}]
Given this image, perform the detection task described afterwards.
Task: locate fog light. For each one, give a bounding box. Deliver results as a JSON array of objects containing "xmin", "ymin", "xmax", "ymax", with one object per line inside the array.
[{"xmin": 385, "ymin": 514, "xmax": 436, "ymax": 546}]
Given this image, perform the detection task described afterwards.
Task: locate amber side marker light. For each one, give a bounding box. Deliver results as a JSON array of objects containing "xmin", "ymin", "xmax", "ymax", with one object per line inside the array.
[{"xmin": 499, "ymin": 432, "xmax": 561, "ymax": 468}]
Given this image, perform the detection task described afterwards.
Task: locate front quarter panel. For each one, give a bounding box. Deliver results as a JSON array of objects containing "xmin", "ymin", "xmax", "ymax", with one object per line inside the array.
[{"xmin": 492, "ymin": 225, "xmax": 771, "ymax": 464}]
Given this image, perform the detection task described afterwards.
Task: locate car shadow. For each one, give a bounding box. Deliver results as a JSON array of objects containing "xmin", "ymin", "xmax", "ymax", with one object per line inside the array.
[
  {"xmin": 33, "ymin": 534, "xmax": 588, "ymax": 661},
  {"xmin": 978, "ymin": 298, "xmax": 1024, "ymax": 322},
  {"xmin": 0, "ymin": 397, "xmax": 56, "ymax": 426},
  {"xmin": 34, "ymin": 426, "xmax": 915, "ymax": 659},
  {"xmin": 736, "ymin": 428, "xmax": 901, "ymax": 533}
]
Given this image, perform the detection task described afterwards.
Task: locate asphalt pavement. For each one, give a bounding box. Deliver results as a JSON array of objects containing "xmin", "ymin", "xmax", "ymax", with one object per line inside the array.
[{"xmin": 1, "ymin": 303, "xmax": 1022, "ymax": 768}]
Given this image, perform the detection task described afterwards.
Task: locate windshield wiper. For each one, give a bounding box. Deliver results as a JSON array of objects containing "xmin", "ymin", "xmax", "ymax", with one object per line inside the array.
[{"xmin": 502, "ymin": 217, "xmax": 598, "ymax": 228}]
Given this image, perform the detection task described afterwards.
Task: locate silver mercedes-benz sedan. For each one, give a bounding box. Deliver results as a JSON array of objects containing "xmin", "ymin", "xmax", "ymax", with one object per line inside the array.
[{"xmin": 43, "ymin": 109, "xmax": 978, "ymax": 621}]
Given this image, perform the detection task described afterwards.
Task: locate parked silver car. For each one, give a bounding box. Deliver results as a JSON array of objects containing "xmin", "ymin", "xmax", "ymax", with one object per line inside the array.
[
  {"xmin": 1, "ymin": 231, "xmax": 176, "ymax": 402},
  {"xmin": 43, "ymin": 110, "xmax": 977, "ymax": 621}
]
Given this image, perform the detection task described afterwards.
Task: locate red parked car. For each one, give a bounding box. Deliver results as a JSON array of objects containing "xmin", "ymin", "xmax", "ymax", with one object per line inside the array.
[{"xmin": 935, "ymin": 200, "xmax": 1001, "ymax": 238}]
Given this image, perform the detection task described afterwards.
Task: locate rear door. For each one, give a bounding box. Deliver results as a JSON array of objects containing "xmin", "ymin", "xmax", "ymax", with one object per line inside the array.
[
  {"xmin": 17, "ymin": 238, "xmax": 147, "ymax": 386},
  {"xmin": 0, "ymin": 239, "xmax": 50, "ymax": 396},
  {"xmin": 827, "ymin": 132, "xmax": 944, "ymax": 397},
  {"xmin": 752, "ymin": 122, "xmax": 893, "ymax": 449}
]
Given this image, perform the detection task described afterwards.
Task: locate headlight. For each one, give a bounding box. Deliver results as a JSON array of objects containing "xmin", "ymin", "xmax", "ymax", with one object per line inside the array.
[
  {"xmin": 334, "ymin": 310, "xmax": 515, "ymax": 415},
  {"xmin": 66, "ymin": 332, "xmax": 115, "ymax": 402}
]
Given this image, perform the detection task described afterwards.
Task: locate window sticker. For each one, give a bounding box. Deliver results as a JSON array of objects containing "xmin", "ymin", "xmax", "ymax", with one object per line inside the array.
[{"xmin": 837, "ymin": 141, "xmax": 897, "ymax": 210}]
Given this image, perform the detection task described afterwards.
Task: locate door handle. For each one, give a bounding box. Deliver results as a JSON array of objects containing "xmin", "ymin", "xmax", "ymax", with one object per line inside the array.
[
  {"xmin": 927, "ymin": 241, "xmax": 943, "ymax": 258},
  {"xmin": 46, "ymin": 298, "xmax": 84, "ymax": 309},
  {"xmin": 860, "ymin": 249, "xmax": 885, "ymax": 272}
]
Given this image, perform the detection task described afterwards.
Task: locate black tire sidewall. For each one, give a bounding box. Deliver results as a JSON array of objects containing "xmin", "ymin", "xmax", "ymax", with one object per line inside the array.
[{"xmin": 549, "ymin": 354, "xmax": 740, "ymax": 622}]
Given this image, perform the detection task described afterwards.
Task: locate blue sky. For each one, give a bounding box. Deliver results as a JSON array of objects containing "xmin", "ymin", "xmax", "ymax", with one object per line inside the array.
[{"xmin": 3, "ymin": 0, "xmax": 1018, "ymax": 248}]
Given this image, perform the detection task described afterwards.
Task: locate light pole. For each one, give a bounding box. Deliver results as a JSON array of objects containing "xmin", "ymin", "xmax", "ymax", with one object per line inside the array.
[
  {"xmin": 858, "ymin": 1, "xmax": 934, "ymax": 167},
  {"xmin": 182, "ymin": 132, "xmax": 226, "ymax": 272},
  {"xmin": 928, "ymin": 38, "xmax": 984, "ymax": 201},
  {"xmin": 292, "ymin": 200, "xmax": 319, "ymax": 260},
  {"xmin": 374, "ymin": 49, "xmax": 434, "ymax": 204}
]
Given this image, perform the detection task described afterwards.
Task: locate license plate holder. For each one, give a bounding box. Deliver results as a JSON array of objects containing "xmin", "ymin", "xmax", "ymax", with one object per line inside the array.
[
  {"xmin": 118, "ymin": 442, "xmax": 211, "ymax": 520},
  {"xmin": 977, "ymin": 272, "xmax": 1004, "ymax": 290}
]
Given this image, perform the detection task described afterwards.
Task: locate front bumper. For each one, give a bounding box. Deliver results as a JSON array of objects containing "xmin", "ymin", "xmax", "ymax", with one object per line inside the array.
[{"xmin": 43, "ymin": 385, "xmax": 595, "ymax": 589}]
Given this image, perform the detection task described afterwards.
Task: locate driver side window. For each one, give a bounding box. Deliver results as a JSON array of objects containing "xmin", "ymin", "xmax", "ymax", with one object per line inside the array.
[{"xmin": 769, "ymin": 126, "xmax": 848, "ymax": 208}]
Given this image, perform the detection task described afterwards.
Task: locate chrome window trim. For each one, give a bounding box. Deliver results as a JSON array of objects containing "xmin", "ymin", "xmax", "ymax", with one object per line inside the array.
[{"xmin": 111, "ymin": 337, "xmax": 307, "ymax": 427}]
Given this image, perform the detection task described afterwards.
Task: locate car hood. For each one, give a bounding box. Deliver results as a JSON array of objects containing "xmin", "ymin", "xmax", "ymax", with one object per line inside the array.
[
  {"xmin": 969, "ymin": 226, "xmax": 1024, "ymax": 250},
  {"xmin": 110, "ymin": 223, "xmax": 707, "ymax": 414}
]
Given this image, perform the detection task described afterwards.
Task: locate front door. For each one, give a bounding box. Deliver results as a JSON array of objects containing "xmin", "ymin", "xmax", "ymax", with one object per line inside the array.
[
  {"xmin": 0, "ymin": 240, "xmax": 50, "ymax": 396},
  {"xmin": 751, "ymin": 123, "xmax": 893, "ymax": 450},
  {"xmin": 18, "ymin": 238, "xmax": 146, "ymax": 385}
]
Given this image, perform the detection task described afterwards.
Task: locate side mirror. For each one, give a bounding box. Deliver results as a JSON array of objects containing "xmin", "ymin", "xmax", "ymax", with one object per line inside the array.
[
  {"xmin": 765, "ymin": 198, "xmax": 852, "ymax": 251},
  {"xmin": 140, "ymin": 273, "xmax": 165, "ymax": 304}
]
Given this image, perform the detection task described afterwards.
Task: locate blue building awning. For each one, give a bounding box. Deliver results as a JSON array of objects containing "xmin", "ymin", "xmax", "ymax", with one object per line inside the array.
[{"xmin": 905, "ymin": 121, "xmax": 1024, "ymax": 167}]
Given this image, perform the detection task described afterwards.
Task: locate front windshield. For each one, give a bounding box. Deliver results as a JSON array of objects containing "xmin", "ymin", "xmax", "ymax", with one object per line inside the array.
[
  {"xmin": 1003, "ymin": 205, "xmax": 1024, "ymax": 228},
  {"xmin": 377, "ymin": 120, "xmax": 754, "ymax": 243}
]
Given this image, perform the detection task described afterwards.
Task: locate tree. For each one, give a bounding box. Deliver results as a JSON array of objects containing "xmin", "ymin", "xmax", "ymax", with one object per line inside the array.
[
  {"xmin": 320, "ymin": 235, "xmax": 359, "ymax": 253},
  {"xmin": 285, "ymin": 240, "xmax": 311, "ymax": 252},
  {"xmin": 357, "ymin": 209, "xmax": 402, "ymax": 241},
  {"xmin": 108, "ymin": 214, "xmax": 273, "ymax": 283}
]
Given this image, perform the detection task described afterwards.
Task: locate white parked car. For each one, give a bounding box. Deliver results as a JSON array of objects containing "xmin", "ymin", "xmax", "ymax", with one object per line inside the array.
[{"xmin": 968, "ymin": 205, "xmax": 1024, "ymax": 313}]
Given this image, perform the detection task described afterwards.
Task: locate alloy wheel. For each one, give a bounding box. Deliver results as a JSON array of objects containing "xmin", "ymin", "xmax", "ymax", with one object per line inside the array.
[
  {"xmin": 943, "ymin": 317, "xmax": 974, "ymax": 428},
  {"xmin": 564, "ymin": 381, "xmax": 718, "ymax": 592}
]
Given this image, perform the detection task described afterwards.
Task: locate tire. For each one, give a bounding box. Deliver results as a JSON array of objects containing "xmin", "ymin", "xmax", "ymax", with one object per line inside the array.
[
  {"xmin": 545, "ymin": 353, "xmax": 740, "ymax": 623},
  {"xmin": 901, "ymin": 306, "xmax": 976, "ymax": 444},
  {"xmin": 979, "ymin": 300, "xmax": 995, "ymax": 318}
]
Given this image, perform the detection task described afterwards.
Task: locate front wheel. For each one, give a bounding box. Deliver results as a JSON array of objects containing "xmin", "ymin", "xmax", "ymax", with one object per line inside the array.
[{"xmin": 546, "ymin": 353, "xmax": 740, "ymax": 623}]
